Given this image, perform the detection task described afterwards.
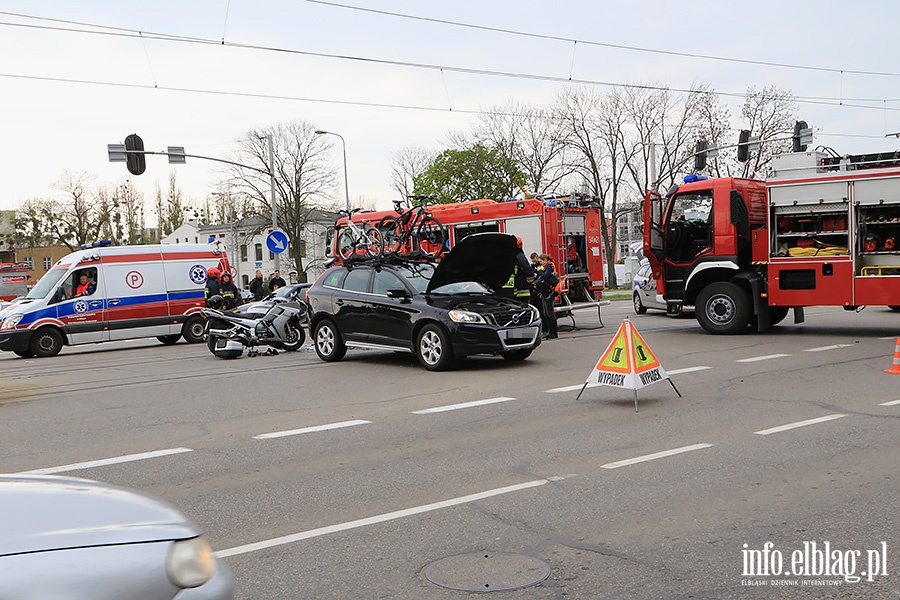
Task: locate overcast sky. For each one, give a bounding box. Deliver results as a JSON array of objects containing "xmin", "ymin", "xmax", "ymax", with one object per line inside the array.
[{"xmin": 2, "ymin": 0, "xmax": 900, "ymax": 223}]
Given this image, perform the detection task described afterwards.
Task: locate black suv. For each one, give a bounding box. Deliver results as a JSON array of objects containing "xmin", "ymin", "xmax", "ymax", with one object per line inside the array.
[{"xmin": 306, "ymin": 233, "xmax": 542, "ymax": 371}]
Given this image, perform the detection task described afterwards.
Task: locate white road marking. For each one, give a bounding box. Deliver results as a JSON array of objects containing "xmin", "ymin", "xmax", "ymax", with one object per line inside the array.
[
  {"xmin": 545, "ymin": 367, "xmax": 710, "ymax": 394},
  {"xmin": 879, "ymin": 336, "xmax": 900, "ymax": 340},
  {"xmin": 254, "ymin": 419, "xmax": 371, "ymax": 440},
  {"xmin": 215, "ymin": 476, "xmax": 566, "ymax": 558},
  {"xmin": 20, "ymin": 447, "xmax": 193, "ymax": 475},
  {"xmin": 754, "ymin": 414, "xmax": 846, "ymax": 436},
  {"xmin": 879, "ymin": 399, "xmax": 900, "ymax": 407},
  {"xmin": 736, "ymin": 353, "xmax": 791, "ymax": 363},
  {"xmin": 412, "ymin": 397, "xmax": 515, "ymax": 414},
  {"xmin": 803, "ymin": 344, "xmax": 852, "ymax": 352},
  {"xmin": 600, "ymin": 443, "xmax": 713, "ymax": 470},
  {"xmin": 668, "ymin": 366, "xmax": 712, "ymax": 375}
]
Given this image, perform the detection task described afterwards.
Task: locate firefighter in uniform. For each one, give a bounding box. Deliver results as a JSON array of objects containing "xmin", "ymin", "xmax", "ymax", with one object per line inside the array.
[
  {"xmin": 218, "ymin": 272, "xmax": 240, "ymax": 309},
  {"xmin": 204, "ymin": 267, "xmax": 221, "ymax": 307},
  {"xmin": 501, "ymin": 237, "xmax": 535, "ymax": 300}
]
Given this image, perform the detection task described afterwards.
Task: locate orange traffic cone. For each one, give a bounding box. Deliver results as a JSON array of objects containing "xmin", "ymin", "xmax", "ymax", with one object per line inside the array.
[{"xmin": 886, "ymin": 337, "xmax": 900, "ymax": 374}]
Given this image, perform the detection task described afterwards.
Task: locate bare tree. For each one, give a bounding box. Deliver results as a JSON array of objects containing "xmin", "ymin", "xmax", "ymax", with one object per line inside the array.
[
  {"xmin": 113, "ymin": 180, "xmax": 146, "ymax": 244},
  {"xmin": 739, "ymin": 86, "xmax": 798, "ymax": 178},
  {"xmin": 473, "ymin": 100, "xmax": 569, "ymax": 197},
  {"xmin": 559, "ymin": 87, "xmax": 640, "ymax": 287},
  {"xmin": 155, "ymin": 171, "xmax": 188, "ymax": 237},
  {"xmin": 224, "ymin": 120, "xmax": 337, "ymax": 282},
  {"xmin": 390, "ymin": 146, "xmax": 436, "ymax": 201},
  {"xmin": 44, "ymin": 171, "xmax": 119, "ymax": 250}
]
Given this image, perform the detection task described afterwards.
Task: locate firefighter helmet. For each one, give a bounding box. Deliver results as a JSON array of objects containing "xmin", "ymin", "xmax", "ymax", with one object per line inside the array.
[{"xmin": 207, "ymin": 267, "xmax": 221, "ymax": 281}]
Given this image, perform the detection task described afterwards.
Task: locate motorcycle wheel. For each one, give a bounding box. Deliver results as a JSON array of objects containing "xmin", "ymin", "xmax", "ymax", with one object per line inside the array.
[
  {"xmin": 207, "ymin": 334, "xmax": 242, "ymax": 359},
  {"xmin": 277, "ymin": 323, "xmax": 306, "ymax": 351}
]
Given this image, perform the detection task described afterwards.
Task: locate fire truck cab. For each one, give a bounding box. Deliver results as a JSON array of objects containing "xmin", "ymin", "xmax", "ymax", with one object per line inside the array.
[{"xmin": 644, "ymin": 149, "xmax": 900, "ymax": 334}]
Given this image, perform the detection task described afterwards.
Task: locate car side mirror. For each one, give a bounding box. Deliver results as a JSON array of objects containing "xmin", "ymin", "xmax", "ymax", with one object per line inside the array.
[{"xmin": 386, "ymin": 288, "xmax": 411, "ymax": 301}]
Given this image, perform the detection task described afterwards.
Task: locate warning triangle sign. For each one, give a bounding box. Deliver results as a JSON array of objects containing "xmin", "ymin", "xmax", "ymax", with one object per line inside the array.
[{"xmin": 585, "ymin": 317, "xmax": 669, "ymax": 391}]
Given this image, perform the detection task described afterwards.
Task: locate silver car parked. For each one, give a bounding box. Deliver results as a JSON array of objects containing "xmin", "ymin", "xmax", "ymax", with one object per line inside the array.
[{"xmin": 0, "ymin": 474, "xmax": 233, "ymax": 599}]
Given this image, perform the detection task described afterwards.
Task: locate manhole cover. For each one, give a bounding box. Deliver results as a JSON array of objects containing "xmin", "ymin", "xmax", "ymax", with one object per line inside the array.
[{"xmin": 425, "ymin": 552, "xmax": 550, "ymax": 592}]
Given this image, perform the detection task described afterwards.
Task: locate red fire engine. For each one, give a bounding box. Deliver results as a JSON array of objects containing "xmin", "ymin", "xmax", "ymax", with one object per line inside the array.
[
  {"xmin": 0, "ymin": 263, "xmax": 29, "ymax": 301},
  {"xmin": 643, "ymin": 148, "xmax": 900, "ymax": 334},
  {"xmin": 329, "ymin": 197, "xmax": 611, "ymax": 317}
]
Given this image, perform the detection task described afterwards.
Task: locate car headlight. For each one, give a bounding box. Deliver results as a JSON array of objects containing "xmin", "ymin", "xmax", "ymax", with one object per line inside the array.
[
  {"xmin": 1, "ymin": 314, "xmax": 22, "ymax": 330},
  {"xmin": 167, "ymin": 536, "xmax": 215, "ymax": 589},
  {"xmin": 448, "ymin": 309, "xmax": 486, "ymax": 324}
]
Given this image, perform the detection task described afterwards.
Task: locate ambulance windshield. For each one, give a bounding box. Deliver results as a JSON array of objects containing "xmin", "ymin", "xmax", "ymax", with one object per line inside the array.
[{"xmin": 26, "ymin": 269, "xmax": 68, "ymax": 299}]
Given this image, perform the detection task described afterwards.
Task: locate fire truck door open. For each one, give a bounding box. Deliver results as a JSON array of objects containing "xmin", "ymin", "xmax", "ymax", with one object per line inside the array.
[{"xmin": 502, "ymin": 215, "xmax": 542, "ymax": 256}]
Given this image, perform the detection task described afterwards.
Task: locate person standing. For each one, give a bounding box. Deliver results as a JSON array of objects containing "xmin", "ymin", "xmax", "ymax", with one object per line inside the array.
[
  {"xmin": 534, "ymin": 254, "xmax": 559, "ymax": 339},
  {"xmin": 249, "ymin": 269, "xmax": 267, "ymax": 300},
  {"xmin": 512, "ymin": 237, "xmax": 535, "ymax": 302},
  {"xmin": 219, "ymin": 272, "xmax": 240, "ymax": 309},
  {"xmin": 269, "ymin": 270, "xmax": 286, "ymax": 291},
  {"xmin": 204, "ymin": 267, "xmax": 221, "ymax": 307}
]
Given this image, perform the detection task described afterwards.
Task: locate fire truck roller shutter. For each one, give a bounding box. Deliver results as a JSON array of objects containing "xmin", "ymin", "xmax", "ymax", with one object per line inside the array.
[{"xmin": 502, "ymin": 215, "xmax": 542, "ymax": 257}]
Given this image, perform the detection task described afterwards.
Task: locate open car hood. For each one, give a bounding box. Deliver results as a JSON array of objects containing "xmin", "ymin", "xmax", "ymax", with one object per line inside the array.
[{"xmin": 426, "ymin": 232, "xmax": 518, "ymax": 294}]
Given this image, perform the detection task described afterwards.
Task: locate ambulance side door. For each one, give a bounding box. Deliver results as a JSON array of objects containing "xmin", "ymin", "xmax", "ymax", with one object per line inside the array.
[
  {"xmin": 56, "ymin": 266, "xmax": 108, "ymax": 345},
  {"xmin": 104, "ymin": 261, "xmax": 170, "ymax": 340}
]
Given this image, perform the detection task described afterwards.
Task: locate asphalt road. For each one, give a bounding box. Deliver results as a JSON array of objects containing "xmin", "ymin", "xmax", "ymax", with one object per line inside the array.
[{"xmin": 1, "ymin": 301, "xmax": 898, "ymax": 599}]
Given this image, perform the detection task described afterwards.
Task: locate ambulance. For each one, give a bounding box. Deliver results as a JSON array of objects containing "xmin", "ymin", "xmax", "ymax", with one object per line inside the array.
[{"xmin": 0, "ymin": 242, "xmax": 231, "ymax": 358}]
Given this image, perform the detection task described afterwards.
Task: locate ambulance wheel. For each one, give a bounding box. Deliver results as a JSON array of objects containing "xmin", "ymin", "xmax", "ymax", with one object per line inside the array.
[
  {"xmin": 157, "ymin": 335, "xmax": 181, "ymax": 345},
  {"xmin": 14, "ymin": 350, "xmax": 35, "ymax": 358},
  {"xmin": 29, "ymin": 327, "xmax": 64, "ymax": 358},
  {"xmin": 182, "ymin": 316, "xmax": 206, "ymax": 343},
  {"xmin": 696, "ymin": 281, "xmax": 751, "ymax": 335}
]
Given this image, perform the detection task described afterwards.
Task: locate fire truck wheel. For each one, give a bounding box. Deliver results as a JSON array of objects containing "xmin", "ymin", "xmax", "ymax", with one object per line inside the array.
[
  {"xmin": 157, "ymin": 335, "xmax": 181, "ymax": 345},
  {"xmin": 633, "ymin": 292, "xmax": 647, "ymax": 315},
  {"xmin": 769, "ymin": 306, "xmax": 790, "ymax": 326},
  {"xmin": 13, "ymin": 349, "xmax": 35, "ymax": 358},
  {"xmin": 696, "ymin": 282, "xmax": 751, "ymax": 335},
  {"xmin": 890, "ymin": 306, "xmax": 900, "ymax": 312}
]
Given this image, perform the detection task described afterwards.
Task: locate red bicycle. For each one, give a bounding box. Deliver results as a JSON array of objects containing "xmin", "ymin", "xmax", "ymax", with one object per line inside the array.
[{"xmin": 377, "ymin": 196, "xmax": 447, "ymax": 260}]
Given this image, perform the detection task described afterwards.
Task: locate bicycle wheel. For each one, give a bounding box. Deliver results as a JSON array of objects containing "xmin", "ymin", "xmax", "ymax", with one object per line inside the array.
[
  {"xmin": 416, "ymin": 216, "xmax": 448, "ymax": 259},
  {"xmin": 364, "ymin": 226, "xmax": 384, "ymax": 258},
  {"xmin": 378, "ymin": 216, "xmax": 404, "ymax": 254},
  {"xmin": 337, "ymin": 227, "xmax": 356, "ymax": 261}
]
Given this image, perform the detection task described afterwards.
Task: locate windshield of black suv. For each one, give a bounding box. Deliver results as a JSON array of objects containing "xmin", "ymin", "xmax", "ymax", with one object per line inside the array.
[
  {"xmin": 429, "ymin": 281, "xmax": 493, "ymax": 295},
  {"xmin": 399, "ymin": 264, "xmax": 435, "ymax": 294}
]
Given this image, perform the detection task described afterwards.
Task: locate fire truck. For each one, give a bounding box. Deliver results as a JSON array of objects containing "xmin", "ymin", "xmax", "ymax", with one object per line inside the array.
[
  {"xmin": 0, "ymin": 263, "xmax": 29, "ymax": 301},
  {"xmin": 329, "ymin": 197, "xmax": 611, "ymax": 315},
  {"xmin": 643, "ymin": 148, "xmax": 900, "ymax": 334}
]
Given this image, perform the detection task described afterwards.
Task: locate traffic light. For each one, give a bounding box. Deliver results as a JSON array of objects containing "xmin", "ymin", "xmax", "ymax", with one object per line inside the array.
[
  {"xmin": 124, "ymin": 134, "xmax": 146, "ymax": 176},
  {"xmin": 693, "ymin": 139, "xmax": 708, "ymax": 171},
  {"xmin": 737, "ymin": 130, "xmax": 751, "ymax": 162}
]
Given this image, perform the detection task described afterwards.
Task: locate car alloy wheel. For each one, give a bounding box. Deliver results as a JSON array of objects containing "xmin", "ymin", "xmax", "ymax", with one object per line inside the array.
[
  {"xmin": 314, "ymin": 319, "xmax": 347, "ymax": 362},
  {"xmin": 416, "ymin": 324, "xmax": 454, "ymax": 371}
]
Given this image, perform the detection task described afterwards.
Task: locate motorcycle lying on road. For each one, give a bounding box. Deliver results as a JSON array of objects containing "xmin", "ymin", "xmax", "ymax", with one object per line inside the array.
[{"xmin": 201, "ymin": 294, "xmax": 306, "ymax": 359}]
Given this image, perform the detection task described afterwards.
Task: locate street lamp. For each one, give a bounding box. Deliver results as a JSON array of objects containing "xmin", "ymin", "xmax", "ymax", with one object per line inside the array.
[{"xmin": 315, "ymin": 130, "xmax": 350, "ymax": 212}]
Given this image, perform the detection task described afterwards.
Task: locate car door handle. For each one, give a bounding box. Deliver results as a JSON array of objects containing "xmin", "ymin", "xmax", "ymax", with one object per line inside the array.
[
  {"xmin": 90, "ymin": 301, "xmax": 103, "ymax": 308},
  {"xmin": 108, "ymin": 299, "xmax": 120, "ymax": 306}
]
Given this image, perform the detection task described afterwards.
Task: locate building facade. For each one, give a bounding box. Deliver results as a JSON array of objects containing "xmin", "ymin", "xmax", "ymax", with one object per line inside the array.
[{"xmin": 161, "ymin": 211, "xmax": 336, "ymax": 288}]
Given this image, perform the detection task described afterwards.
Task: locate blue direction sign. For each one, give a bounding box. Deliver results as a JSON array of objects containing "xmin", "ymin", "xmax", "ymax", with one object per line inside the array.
[{"xmin": 266, "ymin": 229, "xmax": 290, "ymax": 254}]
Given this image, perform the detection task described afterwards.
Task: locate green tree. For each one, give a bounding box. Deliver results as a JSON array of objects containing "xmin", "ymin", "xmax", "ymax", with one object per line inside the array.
[{"xmin": 413, "ymin": 145, "xmax": 526, "ymax": 203}]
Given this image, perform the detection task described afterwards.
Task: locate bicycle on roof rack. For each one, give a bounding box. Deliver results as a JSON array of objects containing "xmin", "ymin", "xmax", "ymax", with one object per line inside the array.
[
  {"xmin": 377, "ymin": 195, "xmax": 448, "ymax": 260},
  {"xmin": 336, "ymin": 208, "xmax": 384, "ymax": 261}
]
